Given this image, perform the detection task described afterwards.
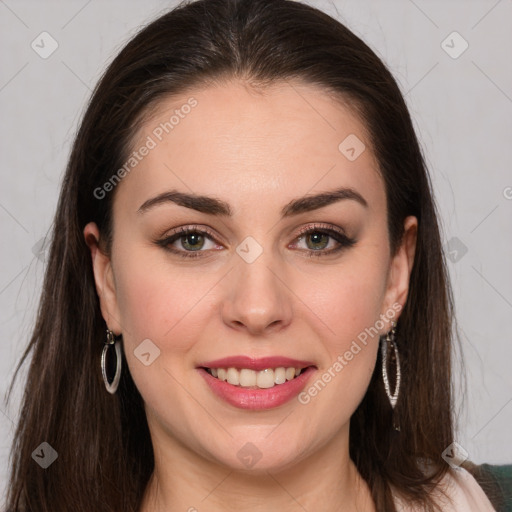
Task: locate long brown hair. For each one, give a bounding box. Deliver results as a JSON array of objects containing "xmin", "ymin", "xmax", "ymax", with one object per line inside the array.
[{"xmin": 6, "ymin": 1, "xmax": 456, "ymax": 510}]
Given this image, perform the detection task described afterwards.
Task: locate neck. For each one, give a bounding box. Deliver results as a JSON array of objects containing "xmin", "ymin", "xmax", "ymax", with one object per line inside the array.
[{"xmin": 139, "ymin": 423, "xmax": 375, "ymax": 512}]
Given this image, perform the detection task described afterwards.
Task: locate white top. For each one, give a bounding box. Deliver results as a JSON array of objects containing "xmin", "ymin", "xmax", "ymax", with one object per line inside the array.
[{"xmin": 394, "ymin": 467, "xmax": 496, "ymax": 511}]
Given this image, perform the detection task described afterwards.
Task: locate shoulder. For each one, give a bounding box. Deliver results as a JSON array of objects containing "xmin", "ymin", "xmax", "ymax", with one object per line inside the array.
[
  {"xmin": 441, "ymin": 467, "xmax": 497, "ymax": 511},
  {"xmin": 393, "ymin": 467, "xmax": 497, "ymax": 511}
]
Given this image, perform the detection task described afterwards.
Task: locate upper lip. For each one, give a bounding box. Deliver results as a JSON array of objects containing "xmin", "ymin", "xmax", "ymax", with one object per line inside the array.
[{"xmin": 198, "ymin": 356, "xmax": 316, "ymax": 371}]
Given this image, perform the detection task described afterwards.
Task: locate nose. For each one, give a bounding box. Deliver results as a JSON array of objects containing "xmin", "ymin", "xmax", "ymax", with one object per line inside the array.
[{"xmin": 221, "ymin": 253, "xmax": 293, "ymax": 336}]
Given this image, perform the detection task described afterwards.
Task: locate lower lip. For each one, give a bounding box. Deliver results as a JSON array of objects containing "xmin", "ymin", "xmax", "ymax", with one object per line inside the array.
[{"xmin": 197, "ymin": 366, "xmax": 316, "ymax": 410}]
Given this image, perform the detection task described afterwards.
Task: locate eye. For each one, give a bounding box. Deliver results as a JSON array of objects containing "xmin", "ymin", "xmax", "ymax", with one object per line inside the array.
[
  {"xmin": 156, "ymin": 226, "xmax": 222, "ymax": 258},
  {"xmin": 290, "ymin": 224, "xmax": 356, "ymax": 257},
  {"xmin": 156, "ymin": 223, "xmax": 356, "ymax": 259}
]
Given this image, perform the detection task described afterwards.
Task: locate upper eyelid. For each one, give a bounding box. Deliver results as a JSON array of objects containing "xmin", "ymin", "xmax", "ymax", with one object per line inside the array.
[
  {"xmin": 295, "ymin": 223, "xmax": 347, "ymax": 237},
  {"xmin": 166, "ymin": 223, "xmax": 343, "ymax": 237},
  {"xmin": 167, "ymin": 226, "xmax": 221, "ymax": 246},
  {"xmin": 165, "ymin": 225, "xmax": 218, "ymax": 240}
]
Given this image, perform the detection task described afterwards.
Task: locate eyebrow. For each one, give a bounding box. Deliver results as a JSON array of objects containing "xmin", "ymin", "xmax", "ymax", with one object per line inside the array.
[{"xmin": 137, "ymin": 186, "xmax": 368, "ymax": 217}]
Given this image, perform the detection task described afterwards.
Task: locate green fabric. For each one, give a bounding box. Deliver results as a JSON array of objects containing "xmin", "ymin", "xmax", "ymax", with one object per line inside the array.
[{"xmin": 478, "ymin": 464, "xmax": 512, "ymax": 512}]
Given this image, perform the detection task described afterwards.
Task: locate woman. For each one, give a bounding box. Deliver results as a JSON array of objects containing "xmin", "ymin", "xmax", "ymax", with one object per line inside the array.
[{"xmin": 4, "ymin": 0, "xmax": 503, "ymax": 510}]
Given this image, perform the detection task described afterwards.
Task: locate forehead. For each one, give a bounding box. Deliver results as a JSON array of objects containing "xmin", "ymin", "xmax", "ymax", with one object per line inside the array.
[{"xmin": 114, "ymin": 79, "xmax": 384, "ymax": 215}]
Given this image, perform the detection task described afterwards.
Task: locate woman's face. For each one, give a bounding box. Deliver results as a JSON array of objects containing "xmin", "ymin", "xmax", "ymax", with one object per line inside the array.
[{"xmin": 85, "ymin": 80, "xmax": 416, "ymax": 473}]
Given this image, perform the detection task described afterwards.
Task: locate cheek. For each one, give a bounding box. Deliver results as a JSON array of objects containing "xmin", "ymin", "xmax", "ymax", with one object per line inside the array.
[
  {"xmin": 112, "ymin": 252, "xmax": 217, "ymax": 416},
  {"xmin": 113, "ymin": 250, "xmax": 218, "ymax": 356},
  {"xmin": 294, "ymin": 276, "xmax": 385, "ymax": 429},
  {"xmin": 295, "ymin": 255, "xmax": 389, "ymax": 353},
  {"xmin": 290, "ymin": 250, "xmax": 389, "ymax": 415}
]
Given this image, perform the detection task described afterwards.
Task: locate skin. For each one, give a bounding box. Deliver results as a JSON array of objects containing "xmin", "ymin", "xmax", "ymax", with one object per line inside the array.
[{"xmin": 84, "ymin": 79, "xmax": 417, "ymax": 512}]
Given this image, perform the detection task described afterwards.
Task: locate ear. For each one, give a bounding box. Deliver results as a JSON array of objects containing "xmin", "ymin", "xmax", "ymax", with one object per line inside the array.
[
  {"xmin": 381, "ymin": 215, "xmax": 418, "ymax": 325},
  {"xmin": 83, "ymin": 222, "xmax": 123, "ymax": 335}
]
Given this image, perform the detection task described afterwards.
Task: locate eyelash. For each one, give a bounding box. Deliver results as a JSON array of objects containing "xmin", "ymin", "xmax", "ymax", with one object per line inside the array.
[
  {"xmin": 294, "ymin": 224, "xmax": 356, "ymax": 257},
  {"xmin": 155, "ymin": 223, "xmax": 356, "ymax": 259},
  {"xmin": 155, "ymin": 225, "xmax": 219, "ymax": 259}
]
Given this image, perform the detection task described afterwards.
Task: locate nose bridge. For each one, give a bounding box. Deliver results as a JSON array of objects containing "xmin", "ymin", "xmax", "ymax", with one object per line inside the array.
[{"xmin": 221, "ymin": 241, "xmax": 293, "ymax": 334}]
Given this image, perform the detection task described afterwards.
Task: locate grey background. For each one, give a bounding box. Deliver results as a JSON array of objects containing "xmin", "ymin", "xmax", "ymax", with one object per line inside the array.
[{"xmin": 1, "ymin": 0, "xmax": 511, "ymax": 499}]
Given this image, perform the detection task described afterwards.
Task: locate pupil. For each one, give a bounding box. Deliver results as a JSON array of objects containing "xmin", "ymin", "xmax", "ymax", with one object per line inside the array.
[{"xmin": 183, "ymin": 233, "xmax": 204, "ymax": 251}]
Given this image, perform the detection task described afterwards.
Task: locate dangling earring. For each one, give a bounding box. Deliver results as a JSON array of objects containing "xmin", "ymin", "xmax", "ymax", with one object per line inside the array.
[
  {"xmin": 101, "ymin": 328, "xmax": 122, "ymax": 394},
  {"xmin": 381, "ymin": 320, "xmax": 401, "ymax": 431}
]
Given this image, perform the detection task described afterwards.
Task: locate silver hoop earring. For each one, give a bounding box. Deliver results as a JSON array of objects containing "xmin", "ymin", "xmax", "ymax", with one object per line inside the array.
[
  {"xmin": 101, "ymin": 329, "xmax": 122, "ymax": 394},
  {"xmin": 381, "ymin": 320, "xmax": 401, "ymax": 410}
]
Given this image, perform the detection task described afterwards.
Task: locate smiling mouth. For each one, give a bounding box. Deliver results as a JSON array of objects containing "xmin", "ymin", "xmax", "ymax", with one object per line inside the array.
[{"xmin": 202, "ymin": 366, "xmax": 312, "ymax": 389}]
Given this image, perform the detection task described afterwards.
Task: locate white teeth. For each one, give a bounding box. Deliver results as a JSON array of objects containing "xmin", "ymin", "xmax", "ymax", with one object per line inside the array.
[
  {"xmin": 274, "ymin": 367, "xmax": 286, "ymax": 384},
  {"xmin": 285, "ymin": 367, "xmax": 296, "ymax": 380},
  {"xmin": 226, "ymin": 367, "xmax": 240, "ymax": 386},
  {"xmin": 239, "ymin": 368, "xmax": 256, "ymax": 387},
  {"xmin": 206, "ymin": 366, "xmax": 307, "ymax": 389},
  {"xmin": 257, "ymin": 369, "xmax": 275, "ymax": 389}
]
